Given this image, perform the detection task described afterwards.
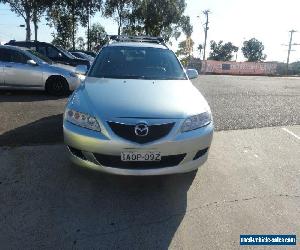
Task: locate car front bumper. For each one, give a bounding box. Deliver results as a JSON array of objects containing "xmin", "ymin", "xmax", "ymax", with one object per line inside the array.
[
  {"xmin": 67, "ymin": 76, "xmax": 82, "ymax": 91},
  {"xmin": 63, "ymin": 121, "xmax": 214, "ymax": 175}
]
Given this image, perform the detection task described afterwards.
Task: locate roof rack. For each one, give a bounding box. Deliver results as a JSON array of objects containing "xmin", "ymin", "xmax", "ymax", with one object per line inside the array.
[{"xmin": 107, "ymin": 35, "xmax": 167, "ymax": 47}]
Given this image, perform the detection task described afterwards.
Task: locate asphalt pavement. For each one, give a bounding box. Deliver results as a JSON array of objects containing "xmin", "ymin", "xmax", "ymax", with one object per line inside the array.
[
  {"xmin": 0, "ymin": 125, "xmax": 299, "ymax": 249},
  {"xmin": 1, "ymin": 75, "xmax": 300, "ymax": 146}
]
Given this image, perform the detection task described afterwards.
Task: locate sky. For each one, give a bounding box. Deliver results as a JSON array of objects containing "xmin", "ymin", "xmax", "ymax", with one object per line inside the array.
[{"xmin": 0, "ymin": 0, "xmax": 300, "ymax": 62}]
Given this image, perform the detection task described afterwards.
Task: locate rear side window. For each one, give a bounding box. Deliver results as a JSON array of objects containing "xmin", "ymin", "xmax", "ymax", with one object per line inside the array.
[
  {"xmin": 47, "ymin": 46, "xmax": 60, "ymax": 58},
  {"xmin": 37, "ymin": 46, "xmax": 47, "ymax": 56},
  {"xmin": 3, "ymin": 49, "xmax": 30, "ymax": 64}
]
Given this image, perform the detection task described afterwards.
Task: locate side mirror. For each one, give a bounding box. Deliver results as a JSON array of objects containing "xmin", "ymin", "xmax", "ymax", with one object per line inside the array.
[
  {"xmin": 27, "ymin": 59, "xmax": 37, "ymax": 66},
  {"xmin": 186, "ymin": 68, "xmax": 198, "ymax": 79},
  {"xmin": 75, "ymin": 65, "xmax": 88, "ymax": 75}
]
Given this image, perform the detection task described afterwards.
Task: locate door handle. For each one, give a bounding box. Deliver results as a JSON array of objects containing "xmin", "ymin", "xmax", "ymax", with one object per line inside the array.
[{"xmin": 5, "ymin": 65, "xmax": 12, "ymax": 68}]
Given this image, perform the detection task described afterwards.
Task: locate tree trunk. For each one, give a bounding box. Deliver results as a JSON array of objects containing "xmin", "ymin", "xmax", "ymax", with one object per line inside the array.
[
  {"xmin": 25, "ymin": 16, "xmax": 31, "ymax": 41},
  {"xmin": 34, "ymin": 22, "xmax": 38, "ymax": 41},
  {"xmin": 87, "ymin": 20, "xmax": 90, "ymax": 51},
  {"xmin": 87, "ymin": 2, "xmax": 90, "ymax": 51},
  {"xmin": 33, "ymin": 13, "xmax": 38, "ymax": 41},
  {"xmin": 117, "ymin": 9, "xmax": 122, "ymax": 35},
  {"xmin": 71, "ymin": 2, "xmax": 76, "ymax": 50},
  {"xmin": 118, "ymin": 17, "xmax": 121, "ymax": 35}
]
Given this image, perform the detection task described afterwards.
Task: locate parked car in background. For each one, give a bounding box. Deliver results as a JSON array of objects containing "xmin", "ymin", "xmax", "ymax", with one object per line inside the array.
[
  {"xmin": 0, "ymin": 45, "xmax": 81, "ymax": 95},
  {"xmin": 69, "ymin": 50, "xmax": 97, "ymax": 58},
  {"xmin": 70, "ymin": 51, "xmax": 94, "ymax": 64},
  {"xmin": 5, "ymin": 40, "xmax": 90, "ymax": 68},
  {"xmin": 64, "ymin": 36, "xmax": 213, "ymax": 175}
]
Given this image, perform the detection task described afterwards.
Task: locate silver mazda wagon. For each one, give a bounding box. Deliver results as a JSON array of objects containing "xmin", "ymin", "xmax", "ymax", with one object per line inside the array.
[{"xmin": 63, "ymin": 36, "xmax": 213, "ymax": 175}]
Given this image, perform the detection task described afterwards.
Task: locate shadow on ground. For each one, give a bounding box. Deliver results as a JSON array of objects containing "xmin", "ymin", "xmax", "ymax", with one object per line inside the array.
[
  {"xmin": 0, "ymin": 145, "xmax": 196, "ymax": 249},
  {"xmin": 0, "ymin": 114, "xmax": 63, "ymax": 146},
  {"xmin": 0, "ymin": 89, "xmax": 68, "ymax": 102}
]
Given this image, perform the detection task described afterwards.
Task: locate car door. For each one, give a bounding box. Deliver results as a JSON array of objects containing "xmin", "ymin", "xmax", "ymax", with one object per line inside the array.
[
  {"xmin": 3, "ymin": 48, "xmax": 43, "ymax": 87},
  {"xmin": 0, "ymin": 48, "xmax": 8, "ymax": 85}
]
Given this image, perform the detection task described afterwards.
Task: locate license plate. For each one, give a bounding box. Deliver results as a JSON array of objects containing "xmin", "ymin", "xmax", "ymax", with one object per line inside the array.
[{"xmin": 121, "ymin": 152, "xmax": 161, "ymax": 162}]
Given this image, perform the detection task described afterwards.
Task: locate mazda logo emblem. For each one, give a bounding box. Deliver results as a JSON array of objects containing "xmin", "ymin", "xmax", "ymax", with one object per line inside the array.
[{"xmin": 134, "ymin": 123, "xmax": 149, "ymax": 137}]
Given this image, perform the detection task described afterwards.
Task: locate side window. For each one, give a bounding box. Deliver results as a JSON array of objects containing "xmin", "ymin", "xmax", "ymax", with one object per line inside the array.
[
  {"xmin": 8, "ymin": 50, "xmax": 29, "ymax": 64},
  {"xmin": 0, "ymin": 48, "xmax": 10, "ymax": 62},
  {"xmin": 37, "ymin": 46, "xmax": 47, "ymax": 56},
  {"xmin": 47, "ymin": 46, "xmax": 60, "ymax": 58}
]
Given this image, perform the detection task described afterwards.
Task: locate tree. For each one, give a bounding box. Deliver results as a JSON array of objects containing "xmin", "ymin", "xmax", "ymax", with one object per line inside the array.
[
  {"xmin": 208, "ymin": 40, "xmax": 238, "ymax": 61},
  {"xmin": 197, "ymin": 44, "xmax": 203, "ymax": 57},
  {"xmin": 48, "ymin": 0, "xmax": 101, "ymax": 50},
  {"xmin": 180, "ymin": 15, "xmax": 193, "ymax": 37},
  {"xmin": 76, "ymin": 37, "xmax": 86, "ymax": 50},
  {"xmin": 32, "ymin": 0, "xmax": 52, "ymax": 41},
  {"xmin": 86, "ymin": 23, "xmax": 107, "ymax": 51},
  {"xmin": 242, "ymin": 38, "xmax": 266, "ymax": 62},
  {"xmin": 176, "ymin": 38, "xmax": 194, "ymax": 66},
  {"xmin": 51, "ymin": 13, "xmax": 73, "ymax": 49},
  {"xmin": 1, "ymin": 0, "xmax": 52, "ymax": 41},
  {"xmin": 104, "ymin": 0, "xmax": 134, "ymax": 35},
  {"xmin": 1, "ymin": 0, "xmax": 31, "ymax": 40},
  {"xmin": 122, "ymin": 0, "xmax": 190, "ymax": 42}
]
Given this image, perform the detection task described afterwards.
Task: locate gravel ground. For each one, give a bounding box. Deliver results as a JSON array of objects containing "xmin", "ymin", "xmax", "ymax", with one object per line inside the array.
[{"xmin": 194, "ymin": 75, "xmax": 300, "ymax": 131}]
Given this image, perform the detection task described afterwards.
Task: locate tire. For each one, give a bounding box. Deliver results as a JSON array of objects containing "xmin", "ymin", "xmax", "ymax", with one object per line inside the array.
[{"xmin": 45, "ymin": 76, "xmax": 69, "ymax": 96}]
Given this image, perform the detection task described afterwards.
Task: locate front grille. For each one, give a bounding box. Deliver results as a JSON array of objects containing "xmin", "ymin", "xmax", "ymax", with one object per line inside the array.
[
  {"xmin": 107, "ymin": 121, "xmax": 175, "ymax": 144},
  {"xmin": 93, "ymin": 153, "xmax": 186, "ymax": 169}
]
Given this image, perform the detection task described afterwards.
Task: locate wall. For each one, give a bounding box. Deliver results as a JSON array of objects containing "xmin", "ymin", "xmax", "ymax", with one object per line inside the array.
[{"xmin": 202, "ymin": 60, "xmax": 278, "ymax": 75}]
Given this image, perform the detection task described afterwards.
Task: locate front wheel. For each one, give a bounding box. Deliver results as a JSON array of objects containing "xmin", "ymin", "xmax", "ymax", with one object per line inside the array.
[{"xmin": 46, "ymin": 76, "xmax": 69, "ymax": 96}]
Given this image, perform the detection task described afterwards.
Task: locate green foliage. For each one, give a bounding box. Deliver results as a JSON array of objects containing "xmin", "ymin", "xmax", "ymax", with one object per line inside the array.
[
  {"xmin": 176, "ymin": 37, "xmax": 194, "ymax": 67},
  {"xmin": 76, "ymin": 37, "xmax": 85, "ymax": 50},
  {"xmin": 180, "ymin": 15, "xmax": 193, "ymax": 37},
  {"xmin": 86, "ymin": 23, "xmax": 107, "ymax": 51},
  {"xmin": 47, "ymin": 0, "xmax": 101, "ymax": 49},
  {"xmin": 176, "ymin": 38, "xmax": 194, "ymax": 57},
  {"xmin": 197, "ymin": 44, "xmax": 203, "ymax": 56},
  {"xmin": 104, "ymin": 0, "xmax": 134, "ymax": 35},
  {"xmin": 208, "ymin": 40, "xmax": 238, "ymax": 61},
  {"xmin": 242, "ymin": 38, "xmax": 266, "ymax": 62},
  {"xmin": 51, "ymin": 13, "xmax": 73, "ymax": 49},
  {"xmin": 121, "ymin": 0, "xmax": 190, "ymax": 41}
]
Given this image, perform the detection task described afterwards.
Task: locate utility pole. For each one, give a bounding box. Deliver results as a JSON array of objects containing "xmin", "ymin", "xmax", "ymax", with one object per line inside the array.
[
  {"xmin": 282, "ymin": 30, "xmax": 299, "ymax": 75},
  {"xmin": 202, "ymin": 10, "xmax": 210, "ymax": 62},
  {"xmin": 201, "ymin": 10, "xmax": 210, "ymax": 74}
]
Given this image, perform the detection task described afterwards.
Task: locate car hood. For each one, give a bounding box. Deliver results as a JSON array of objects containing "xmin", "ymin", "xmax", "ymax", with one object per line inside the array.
[
  {"xmin": 73, "ymin": 77, "xmax": 210, "ymax": 120},
  {"xmin": 52, "ymin": 63, "xmax": 76, "ymax": 72}
]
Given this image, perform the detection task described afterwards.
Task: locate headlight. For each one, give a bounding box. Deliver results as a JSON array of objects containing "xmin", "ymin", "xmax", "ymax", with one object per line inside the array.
[
  {"xmin": 181, "ymin": 112, "xmax": 212, "ymax": 132},
  {"xmin": 64, "ymin": 108, "xmax": 101, "ymax": 131},
  {"xmin": 69, "ymin": 72, "xmax": 77, "ymax": 77}
]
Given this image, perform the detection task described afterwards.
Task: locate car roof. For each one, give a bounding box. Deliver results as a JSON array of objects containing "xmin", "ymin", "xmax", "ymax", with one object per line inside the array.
[
  {"xmin": 0, "ymin": 45, "xmax": 29, "ymax": 51},
  {"xmin": 8, "ymin": 40, "xmax": 47, "ymax": 45},
  {"xmin": 106, "ymin": 41, "xmax": 168, "ymax": 50}
]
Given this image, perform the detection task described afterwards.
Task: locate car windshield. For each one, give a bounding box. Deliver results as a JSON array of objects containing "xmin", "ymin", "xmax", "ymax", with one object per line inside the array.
[
  {"xmin": 89, "ymin": 46, "xmax": 187, "ymax": 80},
  {"xmin": 28, "ymin": 49, "xmax": 53, "ymax": 64}
]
